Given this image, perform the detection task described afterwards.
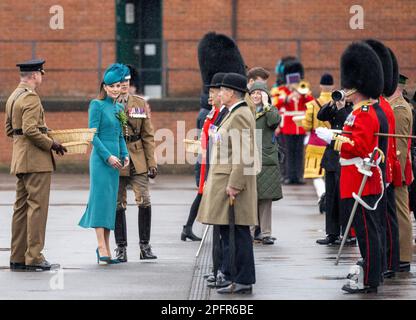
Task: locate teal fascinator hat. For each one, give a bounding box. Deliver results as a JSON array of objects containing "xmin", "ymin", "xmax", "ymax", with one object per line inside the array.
[{"xmin": 103, "ymin": 63, "xmax": 125, "ymax": 85}]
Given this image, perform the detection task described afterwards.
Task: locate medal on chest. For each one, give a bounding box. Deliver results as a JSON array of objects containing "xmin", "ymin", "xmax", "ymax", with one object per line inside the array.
[
  {"xmin": 344, "ymin": 113, "xmax": 356, "ymax": 127},
  {"xmin": 128, "ymin": 107, "xmax": 147, "ymax": 119},
  {"xmin": 208, "ymin": 124, "xmax": 222, "ymax": 144}
]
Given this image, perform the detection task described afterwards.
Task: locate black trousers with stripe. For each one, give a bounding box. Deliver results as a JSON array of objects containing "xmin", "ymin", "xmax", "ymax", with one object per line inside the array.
[
  {"xmin": 341, "ymin": 195, "xmax": 382, "ymax": 287},
  {"xmin": 385, "ymin": 185, "xmax": 400, "ymax": 272}
]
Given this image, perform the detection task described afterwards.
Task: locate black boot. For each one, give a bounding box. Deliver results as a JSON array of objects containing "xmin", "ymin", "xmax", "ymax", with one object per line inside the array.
[
  {"xmin": 114, "ymin": 208, "xmax": 127, "ymax": 247},
  {"xmin": 139, "ymin": 206, "xmax": 157, "ymax": 260},
  {"xmin": 114, "ymin": 246, "xmax": 127, "ymax": 263},
  {"xmin": 181, "ymin": 225, "xmax": 202, "ymax": 241}
]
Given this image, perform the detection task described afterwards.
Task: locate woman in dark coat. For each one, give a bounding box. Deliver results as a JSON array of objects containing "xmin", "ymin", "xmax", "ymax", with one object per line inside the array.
[{"xmin": 250, "ymin": 81, "xmax": 283, "ymax": 245}]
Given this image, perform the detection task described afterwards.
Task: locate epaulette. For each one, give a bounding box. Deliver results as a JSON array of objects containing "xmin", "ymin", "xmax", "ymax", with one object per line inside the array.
[
  {"xmin": 131, "ymin": 94, "xmax": 146, "ymax": 101},
  {"xmin": 361, "ymin": 104, "xmax": 369, "ymax": 112}
]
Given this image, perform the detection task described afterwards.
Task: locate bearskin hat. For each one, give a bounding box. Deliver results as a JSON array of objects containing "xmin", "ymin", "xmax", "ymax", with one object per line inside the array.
[
  {"xmin": 283, "ymin": 59, "xmax": 304, "ymax": 80},
  {"xmin": 275, "ymin": 56, "xmax": 300, "ymax": 85},
  {"xmin": 364, "ymin": 39, "xmax": 393, "ymax": 96},
  {"xmin": 387, "ymin": 48, "xmax": 399, "ymax": 96},
  {"xmin": 126, "ymin": 64, "xmax": 140, "ymax": 88},
  {"xmin": 341, "ymin": 42, "xmax": 384, "ymax": 99},
  {"xmin": 198, "ymin": 32, "xmax": 246, "ymax": 94}
]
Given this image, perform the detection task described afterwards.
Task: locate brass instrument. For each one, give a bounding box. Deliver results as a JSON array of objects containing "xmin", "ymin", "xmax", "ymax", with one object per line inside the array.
[{"xmin": 295, "ymin": 80, "xmax": 311, "ymax": 95}]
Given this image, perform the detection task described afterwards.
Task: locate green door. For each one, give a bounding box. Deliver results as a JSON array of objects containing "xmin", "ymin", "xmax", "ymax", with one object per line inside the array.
[{"xmin": 116, "ymin": 0, "xmax": 162, "ymax": 97}]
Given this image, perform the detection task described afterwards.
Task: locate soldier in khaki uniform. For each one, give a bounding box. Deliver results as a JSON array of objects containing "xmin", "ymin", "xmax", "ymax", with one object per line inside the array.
[
  {"xmin": 114, "ymin": 65, "xmax": 158, "ymax": 262},
  {"xmin": 388, "ymin": 72, "xmax": 414, "ymax": 272},
  {"xmin": 4, "ymin": 59, "xmax": 67, "ymax": 271}
]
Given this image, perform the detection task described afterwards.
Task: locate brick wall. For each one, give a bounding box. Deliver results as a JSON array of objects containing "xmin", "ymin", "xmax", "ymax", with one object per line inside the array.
[
  {"xmin": 164, "ymin": 0, "xmax": 416, "ymax": 96},
  {"xmin": 0, "ymin": 109, "xmax": 199, "ymax": 170},
  {"xmin": 0, "ymin": 1, "xmax": 414, "ymax": 99},
  {"xmin": 0, "ymin": 0, "xmax": 116, "ymax": 98}
]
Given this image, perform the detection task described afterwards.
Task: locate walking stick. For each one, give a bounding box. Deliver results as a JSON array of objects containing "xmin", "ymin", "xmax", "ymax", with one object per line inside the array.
[
  {"xmin": 195, "ymin": 225, "xmax": 210, "ymax": 258},
  {"xmin": 334, "ymin": 148, "xmax": 382, "ymax": 265},
  {"xmin": 228, "ymin": 196, "xmax": 236, "ymax": 281}
]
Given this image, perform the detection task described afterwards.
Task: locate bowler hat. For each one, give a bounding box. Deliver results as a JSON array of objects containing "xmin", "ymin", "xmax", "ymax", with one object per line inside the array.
[
  {"xmin": 220, "ymin": 73, "xmax": 248, "ymax": 93},
  {"xmin": 206, "ymin": 72, "xmax": 226, "ymax": 89}
]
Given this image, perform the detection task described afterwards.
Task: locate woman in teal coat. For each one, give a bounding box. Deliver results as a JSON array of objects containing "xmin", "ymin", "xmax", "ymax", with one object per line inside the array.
[{"xmin": 79, "ymin": 64, "xmax": 129, "ymax": 263}]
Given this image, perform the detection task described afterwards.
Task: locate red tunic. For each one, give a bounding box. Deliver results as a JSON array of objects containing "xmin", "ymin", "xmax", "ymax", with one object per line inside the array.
[
  {"xmin": 198, "ymin": 106, "xmax": 220, "ymax": 194},
  {"xmin": 378, "ymin": 96, "xmax": 401, "ymax": 185},
  {"xmin": 273, "ymin": 86, "xmax": 314, "ymax": 135},
  {"xmin": 338, "ymin": 102, "xmax": 383, "ymax": 199}
]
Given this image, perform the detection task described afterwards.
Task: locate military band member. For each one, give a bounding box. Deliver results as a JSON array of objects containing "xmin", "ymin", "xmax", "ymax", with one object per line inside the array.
[
  {"xmin": 300, "ymin": 73, "xmax": 333, "ymax": 211},
  {"xmin": 114, "ymin": 64, "xmax": 158, "ymax": 261},
  {"xmin": 5, "ymin": 59, "xmax": 67, "ymax": 271},
  {"xmin": 274, "ymin": 60, "xmax": 314, "ymax": 185}
]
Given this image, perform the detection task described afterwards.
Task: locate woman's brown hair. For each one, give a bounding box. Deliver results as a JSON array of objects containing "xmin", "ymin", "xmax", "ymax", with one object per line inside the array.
[{"xmin": 97, "ymin": 81, "xmax": 106, "ymax": 100}]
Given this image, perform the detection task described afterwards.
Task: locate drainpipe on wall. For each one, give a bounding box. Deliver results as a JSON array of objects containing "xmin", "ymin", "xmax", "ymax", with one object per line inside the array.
[{"xmin": 231, "ymin": 0, "xmax": 238, "ymax": 41}]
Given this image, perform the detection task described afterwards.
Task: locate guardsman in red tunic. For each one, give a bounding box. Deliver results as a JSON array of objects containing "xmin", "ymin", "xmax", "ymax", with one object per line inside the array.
[
  {"xmin": 320, "ymin": 42, "xmax": 385, "ymax": 293},
  {"xmin": 365, "ymin": 39, "xmax": 402, "ymax": 278},
  {"xmin": 273, "ymin": 60, "xmax": 314, "ymax": 184}
]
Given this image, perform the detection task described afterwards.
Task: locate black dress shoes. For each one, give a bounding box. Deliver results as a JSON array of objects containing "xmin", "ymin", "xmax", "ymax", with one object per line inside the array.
[
  {"xmin": 341, "ymin": 283, "xmax": 377, "ymax": 294},
  {"xmin": 207, "ymin": 275, "xmax": 232, "ymax": 288},
  {"xmin": 10, "ymin": 262, "xmax": 26, "ymax": 271},
  {"xmin": 262, "ymin": 236, "xmax": 275, "ymax": 245},
  {"xmin": 383, "ymin": 270, "xmax": 396, "ymax": 279},
  {"xmin": 334, "ymin": 237, "xmax": 357, "ymax": 246},
  {"xmin": 115, "ymin": 246, "xmax": 127, "ymax": 263},
  {"xmin": 316, "ymin": 235, "xmax": 339, "ymax": 245},
  {"xmin": 217, "ymin": 283, "xmax": 253, "ymax": 294},
  {"xmin": 26, "ymin": 260, "xmax": 59, "ymax": 271},
  {"xmin": 399, "ymin": 261, "xmax": 411, "ymax": 272}
]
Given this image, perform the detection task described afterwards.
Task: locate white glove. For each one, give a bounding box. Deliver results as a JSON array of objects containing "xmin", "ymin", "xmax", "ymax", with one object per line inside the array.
[{"xmin": 315, "ymin": 127, "xmax": 333, "ymax": 144}]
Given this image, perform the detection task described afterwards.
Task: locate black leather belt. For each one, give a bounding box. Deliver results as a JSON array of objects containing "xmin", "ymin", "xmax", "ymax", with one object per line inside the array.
[
  {"xmin": 13, "ymin": 128, "xmax": 48, "ymax": 135},
  {"xmin": 125, "ymin": 134, "xmax": 141, "ymax": 143}
]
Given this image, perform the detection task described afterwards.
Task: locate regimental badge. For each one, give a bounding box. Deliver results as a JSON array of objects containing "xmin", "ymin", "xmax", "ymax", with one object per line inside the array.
[
  {"xmin": 344, "ymin": 114, "xmax": 356, "ymax": 127},
  {"xmin": 128, "ymin": 107, "xmax": 147, "ymax": 118},
  {"xmin": 206, "ymin": 108, "xmax": 216, "ymax": 120}
]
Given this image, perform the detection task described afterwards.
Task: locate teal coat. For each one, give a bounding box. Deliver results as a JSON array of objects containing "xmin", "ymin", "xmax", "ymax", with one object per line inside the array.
[
  {"xmin": 79, "ymin": 97, "xmax": 128, "ymax": 230},
  {"xmin": 256, "ymin": 105, "xmax": 283, "ymax": 201}
]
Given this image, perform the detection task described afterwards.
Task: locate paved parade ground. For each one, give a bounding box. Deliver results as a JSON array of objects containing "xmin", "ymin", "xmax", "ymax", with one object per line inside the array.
[{"xmin": 1, "ymin": 174, "xmax": 415, "ymax": 300}]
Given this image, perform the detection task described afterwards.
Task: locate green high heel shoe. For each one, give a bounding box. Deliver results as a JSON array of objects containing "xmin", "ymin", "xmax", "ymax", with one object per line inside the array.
[{"xmin": 96, "ymin": 248, "xmax": 111, "ymax": 264}]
